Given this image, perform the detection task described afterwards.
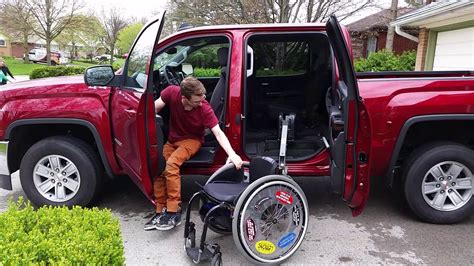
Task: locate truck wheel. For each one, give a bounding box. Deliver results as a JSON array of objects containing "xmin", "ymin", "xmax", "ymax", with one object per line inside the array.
[
  {"xmin": 19, "ymin": 136, "xmax": 103, "ymax": 207},
  {"xmin": 403, "ymin": 142, "xmax": 474, "ymax": 224}
]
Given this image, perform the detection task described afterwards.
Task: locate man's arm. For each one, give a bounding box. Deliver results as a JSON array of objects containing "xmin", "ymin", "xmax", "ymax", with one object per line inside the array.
[
  {"xmin": 211, "ymin": 125, "xmax": 243, "ymax": 169},
  {"xmin": 155, "ymin": 97, "xmax": 166, "ymax": 113}
]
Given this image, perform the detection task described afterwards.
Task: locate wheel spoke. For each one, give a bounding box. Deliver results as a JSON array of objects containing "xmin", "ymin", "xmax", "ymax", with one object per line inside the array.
[
  {"xmin": 448, "ymin": 190, "xmax": 464, "ymax": 206},
  {"xmin": 448, "ymin": 164, "xmax": 463, "ymax": 179},
  {"xmin": 432, "ymin": 192, "xmax": 447, "ymax": 208},
  {"xmin": 49, "ymin": 156, "xmax": 60, "ymax": 171},
  {"xmin": 455, "ymin": 177, "xmax": 472, "ymax": 190},
  {"xmin": 64, "ymin": 163, "xmax": 78, "ymax": 177},
  {"xmin": 63, "ymin": 178, "xmax": 80, "ymax": 192},
  {"xmin": 422, "ymin": 181, "xmax": 440, "ymax": 195},
  {"xmin": 430, "ymin": 166, "xmax": 444, "ymax": 179},
  {"xmin": 56, "ymin": 184, "xmax": 66, "ymax": 200},
  {"xmin": 38, "ymin": 179, "xmax": 54, "ymax": 193},
  {"xmin": 35, "ymin": 164, "xmax": 53, "ymax": 178}
]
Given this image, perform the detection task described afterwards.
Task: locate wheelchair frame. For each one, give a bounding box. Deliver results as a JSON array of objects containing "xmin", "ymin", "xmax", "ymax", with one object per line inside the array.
[{"xmin": 183, "ymin": 114, "xmax": 309, "ymax": 265}]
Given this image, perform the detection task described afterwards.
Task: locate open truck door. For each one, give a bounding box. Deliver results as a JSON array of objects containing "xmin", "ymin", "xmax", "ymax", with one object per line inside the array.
[
  {"xmin": 326, "ymin": 15, "xmax": 371, "ymax": 216},
  {"xmin": 109, "ymin": 13, "xmax": 166, "ymax": 196}
]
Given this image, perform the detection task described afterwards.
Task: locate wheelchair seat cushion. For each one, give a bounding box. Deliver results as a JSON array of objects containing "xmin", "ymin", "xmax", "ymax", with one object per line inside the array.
[{"xmin": 203, "ymin": 181, "xmax": 249, "ymax": 203}]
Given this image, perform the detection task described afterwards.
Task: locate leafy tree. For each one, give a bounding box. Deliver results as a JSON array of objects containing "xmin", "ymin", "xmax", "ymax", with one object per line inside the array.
[
  {"xmin": 166, "ymin": 0, "xmax": 376, "ymax": 27},
  {"xmin": 0, "ymin": 0, "xmax": 35, "ymax": 63},
  {"xmin": 117, "ymin": 23, "xmax": 143, "ymax": 55},
  {"xmin": 25, "ymin": 0, "xmax": 84, "ymax": 65},
  {"xmin": 99, "ymin": 7, "xmax": 128, "ymax": 65},
  {"xmin": 56, "ymin": 14, "xmax": 99, "ymax": 63}
]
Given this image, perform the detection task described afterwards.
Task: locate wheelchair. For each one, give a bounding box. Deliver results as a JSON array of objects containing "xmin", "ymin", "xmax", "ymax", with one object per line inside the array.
[{"xmin": 184, "ymin": 114, "xmax": 309, "ymax": 265}]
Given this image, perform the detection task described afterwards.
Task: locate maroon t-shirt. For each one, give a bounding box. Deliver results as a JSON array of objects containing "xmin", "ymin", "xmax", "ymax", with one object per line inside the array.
[{"xmin": 161, "ymin": 85, "xmax": 219, "ymax": 143}]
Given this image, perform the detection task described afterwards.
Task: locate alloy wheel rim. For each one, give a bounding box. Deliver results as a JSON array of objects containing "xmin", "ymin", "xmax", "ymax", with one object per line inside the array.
[
  {"xmin": 422, "ymin": 161, "xmax": 473, "ymax": 211},
  {"xmin": 33, "ymin": 155, "xmax": 81, "ymax": 202}
]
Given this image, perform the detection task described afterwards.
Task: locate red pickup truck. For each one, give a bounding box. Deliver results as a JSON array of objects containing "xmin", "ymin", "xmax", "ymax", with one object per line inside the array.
[{"xmin": 1, "ymin": 15, "xmax": 473, "ymax": 224}]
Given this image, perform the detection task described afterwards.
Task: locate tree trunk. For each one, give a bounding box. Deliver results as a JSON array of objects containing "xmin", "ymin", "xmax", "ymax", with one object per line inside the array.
[
  {"xmin": 385, "ymin": 0, "xmax": 398, "ymax": 52},
  {"xmin": 46, "ymin": 39, "xmax": 52, "ymax": 66},
  {"xmin": 110, "ymin": 44, "xmax": 115, "ymax": 65},
  {"xmin": 22, "ymin": 35, "xmax": 30, "ymax": 63}
]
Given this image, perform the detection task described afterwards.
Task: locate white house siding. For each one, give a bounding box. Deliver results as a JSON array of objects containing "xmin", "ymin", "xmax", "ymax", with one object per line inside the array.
[{"xmin": 433, "ymin": 27, "xmax": 474, "ymax": 70}]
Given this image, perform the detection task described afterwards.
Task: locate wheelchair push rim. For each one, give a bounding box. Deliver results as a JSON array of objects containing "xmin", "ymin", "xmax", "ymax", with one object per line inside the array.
[{"xmin": 232, "ymin": 175, "xmax": 309, "ymax": 264}]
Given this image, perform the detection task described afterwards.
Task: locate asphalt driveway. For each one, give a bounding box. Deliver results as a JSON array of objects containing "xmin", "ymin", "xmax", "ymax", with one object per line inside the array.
[{"xmin": 2, "ymin": 172, "xmax": 473, "ymax": 265}]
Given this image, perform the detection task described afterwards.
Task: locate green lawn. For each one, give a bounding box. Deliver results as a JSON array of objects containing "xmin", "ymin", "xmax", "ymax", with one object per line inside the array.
[
  {"xmin": 3, "ymin": 58, "xmax": 47, "ymax": 76},
  {"xmin": 3, "ymin": 58, "xmax": 125, "ymax": 76}
]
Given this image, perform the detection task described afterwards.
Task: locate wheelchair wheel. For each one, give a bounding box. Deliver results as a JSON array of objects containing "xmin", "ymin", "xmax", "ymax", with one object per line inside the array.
[{"xmin": 232, "ymin": 175, "xmax": 309, "ymax": 264}]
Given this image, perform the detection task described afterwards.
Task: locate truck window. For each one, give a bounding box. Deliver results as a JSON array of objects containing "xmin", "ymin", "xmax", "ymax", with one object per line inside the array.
[
  {"xmin": 252, "ymin": 41, "xmax": 309, "ymax": 77},
  {"xmin": 125, "ymin": 21, "xmax": 161, "ymax": 90}
]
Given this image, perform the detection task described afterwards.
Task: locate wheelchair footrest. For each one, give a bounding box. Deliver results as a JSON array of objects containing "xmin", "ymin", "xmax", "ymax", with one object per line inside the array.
[{"xmin": 185, "ymin": 244, "xmax": 219, "ymax": 264}]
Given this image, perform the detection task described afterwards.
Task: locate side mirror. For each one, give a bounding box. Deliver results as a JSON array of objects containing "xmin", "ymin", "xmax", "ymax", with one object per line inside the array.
[
  {"xmin": 182, "ymin": 63, "xmax": 194, "ymax": 75},
  {"xmin": 84, "ymin": 65, "xmax": 115, "ymax": 86}
]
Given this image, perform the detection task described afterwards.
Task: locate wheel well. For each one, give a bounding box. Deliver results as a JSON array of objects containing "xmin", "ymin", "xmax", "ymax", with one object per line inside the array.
[
  {"xmin": 8, "ymin": 124, "xmax": 98, "ymax": 173},
  {"xmin": 393, "ymin": 120, "xmax": 474, "ymax": 180}
]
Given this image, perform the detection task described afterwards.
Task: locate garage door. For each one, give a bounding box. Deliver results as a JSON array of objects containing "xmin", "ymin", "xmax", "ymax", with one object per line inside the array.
[{"xmin": 432, "ymin": 27, "xmax": 474, "ymax": 70}]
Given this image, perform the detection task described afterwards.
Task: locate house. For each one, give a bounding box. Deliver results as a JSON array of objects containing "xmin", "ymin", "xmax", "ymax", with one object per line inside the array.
[
  {"xmin": 0, "ymin": 33, "xmax": 12, "ymax": 57},
  {"xmin": 391, "ymin": 0, "xmax": 474, "ymax": 71},
  {"xmin": 348, "ymin": 8, "xmax": 419, "ymax": 59}
]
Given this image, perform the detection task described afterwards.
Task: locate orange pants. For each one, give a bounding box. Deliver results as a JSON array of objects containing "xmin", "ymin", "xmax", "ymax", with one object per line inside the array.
[{"xmin": 153, "ymin": 139, "xmax": 201, "ymax": 213}]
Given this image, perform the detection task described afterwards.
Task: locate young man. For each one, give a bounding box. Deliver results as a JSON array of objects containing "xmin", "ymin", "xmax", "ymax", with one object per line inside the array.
[{"xmin": 145, "ymin": 76, "xmax": 243, "ymax": 231}]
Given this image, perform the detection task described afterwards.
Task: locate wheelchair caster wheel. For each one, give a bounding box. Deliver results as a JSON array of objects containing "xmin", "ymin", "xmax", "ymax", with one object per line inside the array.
[
  {"xmin": 185, "ymin": 229, "xmax": 196, "ymax": 248},
  {"xmin": 211, "ymin": 252, "xmax": 222, "ymax": 266}
]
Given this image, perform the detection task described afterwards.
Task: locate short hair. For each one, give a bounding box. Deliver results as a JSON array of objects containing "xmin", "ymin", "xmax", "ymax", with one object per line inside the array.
[{"xmin": 180, "ymin": 76, "xmax": 206, "ymax": 99}]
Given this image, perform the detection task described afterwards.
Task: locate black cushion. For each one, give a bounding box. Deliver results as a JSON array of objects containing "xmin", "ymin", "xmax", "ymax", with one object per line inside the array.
[
  {"xmin": 217, "ymin": 47, "xmax": 228, "ymax": 67},
  {"xmin": 203, "ymin": 181, "xmax": 248, "ymax": 203},
  {"xmin": 249, "ymin": 156, "xmax": 278, "ymax": 182}
]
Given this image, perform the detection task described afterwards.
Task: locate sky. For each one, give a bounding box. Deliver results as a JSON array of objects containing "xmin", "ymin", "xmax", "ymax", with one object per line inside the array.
[
  {"xmin": 83, "ymin": 0, "xmax": 166, "ymax": 21},
  {"xmin": 83, "ymin": 0, "xmax": 399, "ymax": 25}
]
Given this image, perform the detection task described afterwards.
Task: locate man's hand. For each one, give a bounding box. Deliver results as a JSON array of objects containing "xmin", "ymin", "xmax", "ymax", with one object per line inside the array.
[{"xmin": 227, "ymin": 153, "xmax": 243, "ymax": 169}]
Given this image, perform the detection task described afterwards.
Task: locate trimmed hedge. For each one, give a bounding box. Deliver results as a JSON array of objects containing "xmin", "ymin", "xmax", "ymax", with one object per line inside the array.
[
  {"xmin": 0, "ymin": 198, "xmax": 125, "ymax": 265},
  {"xmin": 354, "ymin": 50, "xmax": 416, "ymax": 72},
  {"xmin": 30, "ymin": 66, "xmax": 86, "ymax": 79},
  {"xmin": 194, "ymin": 67, "xmax": 221, "ymax": 77}
]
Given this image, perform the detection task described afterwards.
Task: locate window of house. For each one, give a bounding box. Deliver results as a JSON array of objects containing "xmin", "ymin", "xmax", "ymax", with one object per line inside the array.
[
  {"xmin": 366, "ymin": 35, "xmax": 377, "ymax": 56},
  {"xmin": 0, "ymin": 38, "xmax": 6, "ymax": 47}
]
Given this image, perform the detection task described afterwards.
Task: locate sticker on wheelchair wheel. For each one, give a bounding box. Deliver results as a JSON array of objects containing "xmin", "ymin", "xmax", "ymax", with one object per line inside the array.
[
  {"xmin": 276, "ymin": 191, "xmax": 293, "ymax": 205},
  {"xmin": 292, "ymin": 206, "xmax": 300, "ymax": 225},
  {"xmin": 246, "ymin": 218, "xmax": 256, "ymax": 242},
  {"xmin": 278, "ymin": 232, "xmax": 296, "ymax": 248},
  {"xmin": 255, "ymin": 240, "xmax": 276, "ymax": 254}
]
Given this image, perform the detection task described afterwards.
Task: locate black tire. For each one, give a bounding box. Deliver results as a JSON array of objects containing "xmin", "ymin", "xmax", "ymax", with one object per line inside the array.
[
  {"xmin": 211, "ymin": 252, "xmax": 222, "ymax": 266},
  {"xmin": 403, "ymin": 142, "xmax": 474, "ymax": 224},
  {"xmin": 20, "ymin": 136, "xmax": 104, "ymax": 207},
  {"xmin": 186, "ymin": 229, "xmax": 196, "ymax": 248},
  {"xmin": 51, "ymin": 61, "xmax": 57, "ymax": 66}
]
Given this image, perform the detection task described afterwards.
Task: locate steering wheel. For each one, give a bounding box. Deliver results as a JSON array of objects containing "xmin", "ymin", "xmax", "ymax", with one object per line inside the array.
[{"xmin": 163, "ymin": 66, "xmax": 181, "ymax": 85}]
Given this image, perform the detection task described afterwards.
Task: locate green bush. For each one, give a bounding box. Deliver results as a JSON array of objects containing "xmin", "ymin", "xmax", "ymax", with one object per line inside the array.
[
  {"xmin": 30, "ymin": 66, "xmax": 86, "ymax": 79},
  {"xmin": 0, "ymin": 198, "xmax": 125, "ymax": 265},
  {"xmin": 354, "ymin": 50, "xmax": 416, "ymax": 72},
  {"xmin": 194, "ymin": 67, "xmax": 221, "ymax": 77}
]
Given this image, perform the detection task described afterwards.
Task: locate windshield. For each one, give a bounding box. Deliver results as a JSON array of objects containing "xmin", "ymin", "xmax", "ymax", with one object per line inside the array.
[{"xmin": 154, "ymin": 45, "xmax": 189, "ymax": 69}]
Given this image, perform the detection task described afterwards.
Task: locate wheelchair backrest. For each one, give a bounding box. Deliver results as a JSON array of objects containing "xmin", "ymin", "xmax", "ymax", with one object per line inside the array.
[{"xmin": 249, "ymin": 156, "xmax": 278, "ymax": 183}]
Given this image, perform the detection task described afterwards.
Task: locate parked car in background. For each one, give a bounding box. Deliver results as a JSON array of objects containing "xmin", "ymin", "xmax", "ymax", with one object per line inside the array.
[
  {"xmin": 94, "ymin": 54, "xmax": 116, "ymax": 62},
  {"xmin": 28, "ymin": 48, "xmax": 68, "ymax": 65}
]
